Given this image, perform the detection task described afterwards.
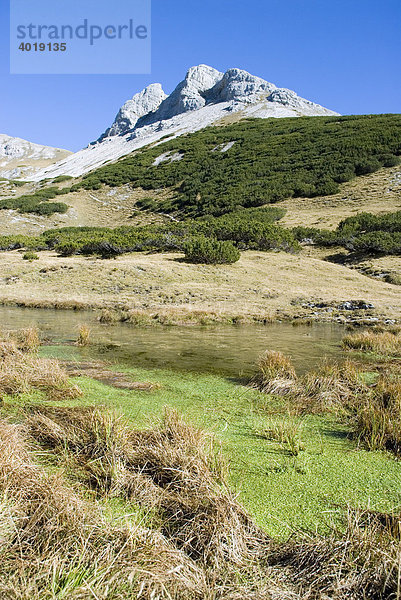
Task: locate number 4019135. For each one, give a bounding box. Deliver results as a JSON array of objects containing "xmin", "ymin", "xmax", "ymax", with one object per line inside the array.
[{"xmin": 18, "ymin": 42, "xmax": 67, "ymax": 51}]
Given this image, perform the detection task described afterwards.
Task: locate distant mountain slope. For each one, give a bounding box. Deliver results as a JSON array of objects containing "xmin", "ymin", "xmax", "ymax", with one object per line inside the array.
[
  {"xmin": 28, "ymin": 65, "xmax": 338, "ymax": 181},
  {"xmin": 0, "ymin": 134, "xmax": 71, "ymax": 180},
  {"xmin": 75, "ymin": 114, "xmax": 401, "ymax": 217}
]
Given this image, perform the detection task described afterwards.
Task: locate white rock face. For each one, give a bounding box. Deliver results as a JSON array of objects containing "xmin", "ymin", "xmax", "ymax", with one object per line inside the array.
[
  {"xmin": 153, "ymin": 65, "xmax": 223, "ymax": 121},
  {"xmin": 28, "ymin": 65, "xmax": 339, "ymax": 181},
  {"xmin": 0, "ymin": 134, "xmax": 71, "ymax": 179},
  {"xmin": 210, "ymin": 68, "xmax": 276, "ymax": 103},
  {"xmin": 101, "ymin": 83, "xmax": 167, "ymax": 139}
]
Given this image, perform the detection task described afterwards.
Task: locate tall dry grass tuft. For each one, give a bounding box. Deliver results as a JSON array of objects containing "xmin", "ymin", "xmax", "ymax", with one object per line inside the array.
[
  {"xmin": 0, "ymin": 354, "xmax": 81, "ymax": 400},
  {"xmin": 270, "ymin": 507, "xmax": 401, "ymax": 600},
  {"xmin": 342, "ymin": 329, "xmax": 401, "ymax": 355},
  {"xmin": 252, "ymin": 348, "xmax": 401, "ymax": 458},
  {"xmin": 27, "ymin": 406, "xmax": 269, "ymax": 571},
  {"xmin": 76, "ymin": 324, "xmax": 91, "ymax": 346},
  {"xmin": 252, "ymin": 350, "xmax": 299, "ymax": 396},
  {"xmin": 0, "ymin": 417, "xmax": 213, "ymax": 599},
  {"xmin": 348, "ymin": 375, "xmax": 401, "ymax": 455},
  {"xmin": 13, "ymin": 327, "xmax": 41, "ymax": 352},
  {"xmin": 4, "ymin": 408, "xmax": 401, "ymax": 598},
  {"xmin": 0, "ymin": 327, "xmax": 40, "ymax": 354},
  {"xmin": 298, "ymin": 359, "xmax": 364, "ymax": 413},
  {"xmin": 252, "ymin": 350, "xmax": 364, "ymax": 414},
  {"xmin": 0, "ymin": 328, "xmax": 81, "ymax": 401}
]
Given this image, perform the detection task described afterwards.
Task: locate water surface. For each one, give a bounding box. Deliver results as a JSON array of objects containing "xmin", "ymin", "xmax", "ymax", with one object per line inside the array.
[{"xmin": 0, "ymin": 305, "xmax": 347, "ymax": 376}]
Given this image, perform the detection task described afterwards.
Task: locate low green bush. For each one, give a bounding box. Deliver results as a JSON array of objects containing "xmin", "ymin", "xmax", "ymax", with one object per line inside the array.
[
  {"xmin": 22, "ymin": 252, "xmax": 39, "ymax": 261},
  {"xmin": 184, "ymin": 237, "xmax": 240, "ymax": 264},
  {"xmin": 0, "ymin": 187, "xmax": 70, "ymax": 215},
  {"xmin": 53, "ymin": 175, "xmax": 73, "ymax": 183},
  {"xmin": 351, "ymin": 232, "xmax": 401, "ymax": 255},
  {"xmin": 293, "ymin": 210, "xmax": 401, "ymax": 256}
]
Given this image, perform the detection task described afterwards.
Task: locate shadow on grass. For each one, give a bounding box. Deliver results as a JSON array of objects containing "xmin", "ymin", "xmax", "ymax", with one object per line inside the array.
[{"xmin": 320, "ymin": 427, "xmax": 350, "ymax": 440}]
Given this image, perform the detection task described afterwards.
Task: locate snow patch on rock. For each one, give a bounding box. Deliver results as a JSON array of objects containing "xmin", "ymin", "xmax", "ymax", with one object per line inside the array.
[
  {"xmin": 153, "ymin": 151, "xmax": 183, "ymax": 166},
  {"xmin": 213, "ymin": 141, "xmax": 236, "ymax": 153}
]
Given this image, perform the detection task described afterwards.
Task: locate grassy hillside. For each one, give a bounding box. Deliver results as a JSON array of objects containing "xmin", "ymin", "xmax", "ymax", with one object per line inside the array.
[
  {"xmin": 75, "ymin": 114, "xmax": 401, "ymax": 217},
  {"xmin": 1, "ymin": 114, "xmax": 401, "ymax": 224}
]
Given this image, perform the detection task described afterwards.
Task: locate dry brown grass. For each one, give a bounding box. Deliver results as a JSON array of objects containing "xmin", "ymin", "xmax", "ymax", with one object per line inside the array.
[
  {"xmin": 347, "ymin": 375, "xmax": 401, "ymax": 455},
  {"xmin": 0, "ymin": 326, "xmax": 40, "ymax": 353},
  {"xmin": 0, "ymin": 353, "xmax": 81, "ymax": 400},
  {"xmin": 342, "ymin": 330, "xmax": 401, "ymax": 355},
  {"xmin": 252, "ymin": 351, "xmax": 299, "ymax": 396},
  {"xmin": 0, "ymin": 328, "xmax": 81, "ymax": 401},
  {"xmin": 27, "ymin": 406, "xmax": 268, "ymax": 570},
  {"xmin": 299, "ymin": 360, "xmax": 364, "ymax": 413},
  {"xmin": 271, "ymin": 507, "xmax": 401, "ymax": 600},
  {"xmin": 0, "ymin": 417, "xmax": 212, "ymax": 600},
  {"xmin": 3, "ymin": 403, "xmax": 401, "ymax": 598},
  {"xmin": 0, "ymin": 249, "xmax": 400, "ymax": 325},
  {"xmin": 0, "ymin": 396, "xmax": 401, "ymax": 600},
  {"xmin": 253, "ymin": 347, "xmax": 401, "ymax": 457},
  {"xmin": 253, "ymin": 351, "xmax": 366, "ymax": 414},
  {"xmin": 76, "ymin": 323, "xmax": 91, "ymax": 346}
]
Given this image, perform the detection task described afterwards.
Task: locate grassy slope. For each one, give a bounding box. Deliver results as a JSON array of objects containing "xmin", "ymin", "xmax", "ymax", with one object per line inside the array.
[
  {"xmin": 0, "ymin": 117, "xmax": 399, "ymax": 323},
  {"xmin": 77, "ymin": 114, "xmax": 401, "ymax": 217},
  {"xmin": 0, "ymin": 114, "xmax": 400, "ymax": 235},
  {"xmin": 11, "ymin": 346, "xmax": 397, "ymax": 539},
  {"xmin": 0, "ymin": 164, "xmax": 399, "ymax": 237},
  {"xmin": 0, "ymin": 249, "xmax": 400, "ymax": 321}
]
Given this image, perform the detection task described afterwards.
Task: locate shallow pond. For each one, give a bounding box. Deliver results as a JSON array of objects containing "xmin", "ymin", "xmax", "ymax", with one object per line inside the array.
[{"xmin": 0, "ymin": 305, "xmax": 347, "ymax": 376}]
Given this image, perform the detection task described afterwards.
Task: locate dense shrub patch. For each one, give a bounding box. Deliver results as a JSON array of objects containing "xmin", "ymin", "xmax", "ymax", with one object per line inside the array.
[
  {"xmin": 293, "ymin": 210, "xmax": 401, "ymax": 256},
  {"xmin": 74, "ymin": 114, "xmax": 401, "ymax": 217},
  {"xmin": 0, "ymin": 186, "xmax": 70, "ymax": 215},
  {"xmin": 0, "ymin": 206, "xmax": 300, "ymax": 261},
  {"xmin": 184, "ymin": 237, "xmax": 240, "ymax": 264}
]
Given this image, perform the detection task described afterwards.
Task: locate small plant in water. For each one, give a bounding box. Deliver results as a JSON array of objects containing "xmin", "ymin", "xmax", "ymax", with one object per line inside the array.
[{"xmin": 77, "ymin": 324, "xmax": 91, "ymax": 347}]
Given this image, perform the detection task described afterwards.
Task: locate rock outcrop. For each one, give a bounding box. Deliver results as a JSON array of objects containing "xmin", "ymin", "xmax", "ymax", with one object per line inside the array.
[{"xmin": 101, "ymin": 83, "xmax": 167, "ymax": 139}]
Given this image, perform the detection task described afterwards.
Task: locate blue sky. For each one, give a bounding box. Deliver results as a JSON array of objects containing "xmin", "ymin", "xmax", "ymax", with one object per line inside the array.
[{"xmin": 0, "ymin": 0, "xmax": 400, "ymax": 151}]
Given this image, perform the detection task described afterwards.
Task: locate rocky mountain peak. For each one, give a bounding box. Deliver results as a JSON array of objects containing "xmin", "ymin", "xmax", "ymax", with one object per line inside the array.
[
  {"xmin": 0, "ymin": 134, "xmax": 71, "ymax": 180},
  {"xmin": 27, "ymin": 64, "xmax": 339, "ymax": 180},
  {"xmin": 150, "ymin": 65, "xmax": 224, "ymax": 122},
  {"xmin": 210, "ymin": 68, "xmax": 277, "ymax": 103},
  {"xmin": 103, "ymin": 83, "xmax": 167, "ymax": 139}
]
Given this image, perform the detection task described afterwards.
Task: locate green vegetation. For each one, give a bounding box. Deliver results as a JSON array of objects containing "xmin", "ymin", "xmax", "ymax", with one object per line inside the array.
[
  {"xmin": 1, "ymin": 328, "xmax": 401, "ymax": 597},
  {"xmin": 184, "ymin": 237, "xmax": 240, "ymax": 264},
  {"xmin": 52, "ymin": 175, "xmax": 74, "ymax": 183},
  {"xmin": 75, "ymin": 114, "xmax": 401, "ymax": 217},
  {"xmin": 294, "ymin": 210, "xmax": 401, "ymax": 256},
  {"xmin": 0, "ymin": 206, "xmax": 300, "ymax": 261},
  {"xmin": 0, "ymin": 184, "xmax": 70, "ymax": 215},
  {"xmin": 22, "ymin": 251, "xmax": 39, "ymax": 261},
  {"xmin": 29, "ymin": 343, "xmax": 401, "ymax": 536},
  {"xmin": 253, "ymin": 336, "xmax": 401, "ymax": 459}
]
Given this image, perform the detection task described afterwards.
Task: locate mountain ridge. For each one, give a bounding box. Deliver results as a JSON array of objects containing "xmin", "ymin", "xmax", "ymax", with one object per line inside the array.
[
  {"xmin": 23, "ymin": 64, "xmax": 338, "ymax": 181},
  {"xmin": 0, "ymin": 134, "xmax": 71, "ymax": 180}
]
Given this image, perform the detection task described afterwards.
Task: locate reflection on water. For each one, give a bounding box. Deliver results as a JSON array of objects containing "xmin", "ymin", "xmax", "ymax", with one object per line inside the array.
[{"xmin": 0, "ymin": 306, "xmax": 346, "ymax": 376}]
